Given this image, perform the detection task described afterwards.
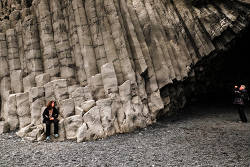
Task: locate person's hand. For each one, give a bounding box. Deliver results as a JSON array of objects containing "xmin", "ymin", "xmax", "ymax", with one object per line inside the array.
[{"xmin": 50, "ymin": 117, "xmax": 54, "ymax": 120}]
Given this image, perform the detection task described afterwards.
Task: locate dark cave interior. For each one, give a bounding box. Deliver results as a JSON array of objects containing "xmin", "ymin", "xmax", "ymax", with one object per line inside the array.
[
  {"xmin": 192, "ymin": 28, "xmax": 250, "ymax": 105},
  {"xmin": 158, "ymin": 28, "xmax": 250, "ymax": 120}
]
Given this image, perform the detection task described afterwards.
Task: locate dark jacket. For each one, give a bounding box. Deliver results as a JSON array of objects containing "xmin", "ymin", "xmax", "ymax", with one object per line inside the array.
[
  {"xmin": 43, "ymin": 107, "xmax": 59, "ymax": 123},
  {"xmin": 233, "ymin": 89, "xmax": 249, "ymax": 105}
]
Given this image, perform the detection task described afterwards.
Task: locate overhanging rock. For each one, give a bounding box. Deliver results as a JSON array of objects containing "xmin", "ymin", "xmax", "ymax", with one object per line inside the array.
[{"xmin": 0, "ymin": 0, "xmax": 249, "ymax": 141}]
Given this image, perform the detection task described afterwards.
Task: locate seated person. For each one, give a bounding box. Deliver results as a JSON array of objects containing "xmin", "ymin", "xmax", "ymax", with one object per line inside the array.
[{"xmin": 43, "ymin": 101, "xmax": 59, "ymax": 140}]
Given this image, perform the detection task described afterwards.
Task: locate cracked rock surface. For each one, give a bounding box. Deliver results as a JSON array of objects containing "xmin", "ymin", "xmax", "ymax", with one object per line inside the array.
[{"xmin": 0, "ymin": 0, "xmax": 250, "ymax": 141}]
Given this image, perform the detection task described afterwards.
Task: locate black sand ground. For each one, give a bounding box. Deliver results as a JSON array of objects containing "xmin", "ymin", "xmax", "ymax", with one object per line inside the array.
[{"xmin": 0, "ymin": 102, "xmax": 249, "ymax": 167}]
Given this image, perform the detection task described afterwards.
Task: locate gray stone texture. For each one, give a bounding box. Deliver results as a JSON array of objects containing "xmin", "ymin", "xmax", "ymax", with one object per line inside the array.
[
  {"xmin": 0, "ymin": 0, "xmax": 249, "ymax": 142},
  {"xmin": 64, "ymin": 115, "xmax": 83, "ymax": 140},
  {"xmin": 29, "ymin": 87, "xmax": 45, "ymax": 125},
  {"xmin": 6, "ymin": 94, "xmax": 19, "ymax": 130},
  {"xmin": 101, "ymin": 63, "xmax": 118, "ymax": 95},
  {"xmin": 0, "ymin": 121, "xmax": 9, "ymax": 134},
  {"xmin": 59, "ymin": 98, "xmax": 75, "ymax": 118},
  {"xmin": 35, "ymin": 73, "xmax": 50, "ymax": 87},
  {"xmin": 16, "ymin": 92, "xmax": 30, "ymax": 128}
]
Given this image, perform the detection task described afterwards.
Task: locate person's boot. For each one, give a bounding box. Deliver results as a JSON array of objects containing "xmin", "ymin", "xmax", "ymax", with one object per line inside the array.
[{"xmin": 54, "ymin": 134, "xmax": 59, "ymax": 138}]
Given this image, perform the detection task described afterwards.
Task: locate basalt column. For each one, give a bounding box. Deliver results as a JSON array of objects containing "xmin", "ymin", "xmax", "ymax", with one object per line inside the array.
[
  {"xmin": 85, "ymin": 0, "xmax": 108, "ymax": 72},
  {"xmin": 97, "ymin": 0, "xmax": 124, "ymax": 85},
  {"xmin": 15, "ymin": 21, "xmax": 28, "ymax": 79},
  {"xmin": 50, "ymin": 0, "xmax": 77, "ymax": 85},
  {"xmin": 6, "ymin": 29, "xmax": 23, "ymax": 93},
  {"xmin": 104, "ymin": 0, "xmax": 136, "ymax": 83},
  {"xmin": 72, "ymin": 0, "xmax": 98, "ymax": 82},
  {"xmin": 35, "ymin": 0, "xmax": 60, "ymax": 79},
  {"xmin": 0, "ymin": 0, "xmax": 250, "ymax": 142},
  {"xmin": 67, "ymin": 1, "xmax": 87, "ymax": 86},
  {"xmin": 125, "ymin": 0, "xmax": 159, "ymax": 94},
  {"xmin": 0, "ymin": 33, "xmax": 11, "ymax": 120},
  {"xmin": 131, "ymin": 0, "xmax": 174, "ymax": 87},
  {"xmin": 22, "ymin": 15, "xmax": 44, "ymax": 92}
]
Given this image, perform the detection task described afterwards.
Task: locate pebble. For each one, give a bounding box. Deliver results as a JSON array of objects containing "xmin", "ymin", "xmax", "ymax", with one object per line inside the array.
[{"xmin": 0, "ymin": 104, "xmax": 249, "ymax": 166}]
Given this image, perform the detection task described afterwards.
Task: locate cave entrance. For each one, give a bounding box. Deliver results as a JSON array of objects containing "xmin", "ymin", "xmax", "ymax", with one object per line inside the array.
[{"xmin": 192, "ymin": 29, "xmax": 250, "ymax": 105}]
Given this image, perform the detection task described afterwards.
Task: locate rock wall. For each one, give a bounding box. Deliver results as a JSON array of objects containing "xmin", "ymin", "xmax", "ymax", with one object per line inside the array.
[{"xmin": 0, "ymin": 0, "xmax": 249, "ymax": 141}]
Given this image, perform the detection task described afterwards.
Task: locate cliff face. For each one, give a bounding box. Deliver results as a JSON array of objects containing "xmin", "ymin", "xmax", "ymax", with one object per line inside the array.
[{"xmin": 0, "ymin": 0, "xmax": 249, "ymax": 141}]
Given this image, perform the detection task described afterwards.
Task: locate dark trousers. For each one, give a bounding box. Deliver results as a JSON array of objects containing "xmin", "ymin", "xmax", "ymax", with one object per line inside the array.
[
  {"xmin": 45, "ymin": 119, "xmax": 59, "ymax": 137},
  {"xmin": 237, "ymin": 105, "xmax": 248, "ymax": 122}
]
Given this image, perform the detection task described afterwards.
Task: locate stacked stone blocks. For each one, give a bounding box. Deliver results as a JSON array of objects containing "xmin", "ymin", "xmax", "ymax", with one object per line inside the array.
[{"xmin": 0, "ymin": 0, "xmax": 249, "ymax": 142}]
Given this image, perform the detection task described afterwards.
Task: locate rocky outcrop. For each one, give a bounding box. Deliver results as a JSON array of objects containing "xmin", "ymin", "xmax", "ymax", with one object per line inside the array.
[{"xmin": 0, "ymin": 0, "xmax": 249, "ymax": 142}]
